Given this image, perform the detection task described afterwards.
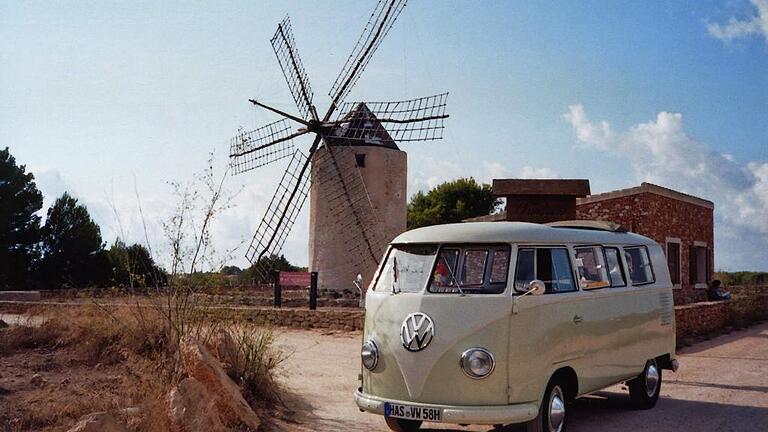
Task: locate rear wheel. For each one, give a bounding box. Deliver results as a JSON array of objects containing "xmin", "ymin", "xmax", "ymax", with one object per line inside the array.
[
  {"xmin": 526, "ymin": 378, "xmax": 568, "ymax": 432},
  {"xmin": 385, "ymin": 417, "xmax": 422, "ymax": 432},
  {"xmin": 628, "ymin": 359, "xmax": 662, "ymax": 409}
]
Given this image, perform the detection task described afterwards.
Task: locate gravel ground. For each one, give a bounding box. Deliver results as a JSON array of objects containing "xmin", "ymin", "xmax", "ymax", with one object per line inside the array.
[{"xmin": 274, "ymin": 322, "xmax": 768, "ymax": 432}]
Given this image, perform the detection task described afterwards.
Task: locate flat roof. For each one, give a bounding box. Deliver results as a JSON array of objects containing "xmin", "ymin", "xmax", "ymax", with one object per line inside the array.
[
  {"xmin": 393, "ymin": 221, "xmax": 655, "ymax": 245},
  {"xmin": 577, "ymin": 182, "xmax": 714, "ymax": 209},
  {"xmin": 492, "ymin": 179, "xmax": 591, "ymax": 197}
]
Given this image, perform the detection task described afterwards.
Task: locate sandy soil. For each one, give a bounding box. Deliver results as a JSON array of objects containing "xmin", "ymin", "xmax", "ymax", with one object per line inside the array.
[{"xmin": 274, "ymin": 323, "xmax": 768, "ymax": 432}]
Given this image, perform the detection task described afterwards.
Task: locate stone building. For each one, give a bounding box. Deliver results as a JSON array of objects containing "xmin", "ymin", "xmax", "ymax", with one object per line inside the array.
[
  {"xmin": 576, "ymin": 183, "xmax": 714, "ymax": 304},
  {"xmin": 308, "ymin": 104, "xmax": 407, "ymax": 292},
  {"xmin": 473, "ymin": 179, "xmax": 715, "ymax": 305}
]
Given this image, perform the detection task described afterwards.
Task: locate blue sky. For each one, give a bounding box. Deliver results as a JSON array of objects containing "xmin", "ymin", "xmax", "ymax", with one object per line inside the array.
[{"xmin": 1, "ymin": 1, "xmax": 766, "ymax": 270}]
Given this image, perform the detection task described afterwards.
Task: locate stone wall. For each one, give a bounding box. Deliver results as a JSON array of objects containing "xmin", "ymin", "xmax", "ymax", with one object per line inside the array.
[
  {"xmin": 3, "ymin": 285, "xmax": 764, "ymax": 338},
  {"xmin": 212, "ymin": 307, "xmax": 365, "ymax": 331},
  {"xmin": 674, "ymin": 286, "xmax": 768, "ymax": 340}
]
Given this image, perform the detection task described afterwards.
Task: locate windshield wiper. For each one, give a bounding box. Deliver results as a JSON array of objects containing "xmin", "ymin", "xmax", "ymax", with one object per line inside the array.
[{"xmin": 392, "ymin": 256, "xmax": 399, "ymax": 294}]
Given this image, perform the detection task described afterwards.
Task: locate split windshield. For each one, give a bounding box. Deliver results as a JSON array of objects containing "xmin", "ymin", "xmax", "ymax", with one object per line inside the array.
[
  {"xmin": 374, "ymin": 245, "xmax": 437, "ymax": 293},
  {"xmin": 373, "ymin": 244, "xmax": 510, "ymax": 294}
]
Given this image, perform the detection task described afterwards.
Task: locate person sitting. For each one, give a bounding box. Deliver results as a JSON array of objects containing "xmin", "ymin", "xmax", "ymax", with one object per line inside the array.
[{"xmin": 707, "ymin": 279, "xmax": 732, "ymax": 301}]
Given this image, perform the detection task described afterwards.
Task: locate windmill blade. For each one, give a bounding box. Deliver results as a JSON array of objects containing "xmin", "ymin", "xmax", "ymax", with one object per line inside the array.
[
  {"xmin": 229, "ymin": 119, "xmax": 308, "ymax": 175},
  {"xmin": 312, "ymin": 143, "xmax": 389, "ymax": 274},
  {"xmin": 245, "ymin": 148, "xmax": 312, "ymax": 279},
  {"xmin": 328, "ymin": 0, "xmax": 407, "ymax": 109},
  {"xmin": 332, "ymin": 93, "xmax": 449, "ymax": 143},
  {"xmin": 271, "ymin": 16, "xmax": 317, "ymax": 121}
]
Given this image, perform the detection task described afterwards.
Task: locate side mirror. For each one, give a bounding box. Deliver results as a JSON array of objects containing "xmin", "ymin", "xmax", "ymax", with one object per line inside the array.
[
  {"xmin": 354, "ymin": 273, "xmax": 365, "ymax": 308},
  {"xmin": 527, "ymin": 279, "xmax": 546, "ymax": 296}
]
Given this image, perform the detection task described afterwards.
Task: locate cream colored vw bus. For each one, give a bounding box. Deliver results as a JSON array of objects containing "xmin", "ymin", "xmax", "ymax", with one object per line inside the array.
[{"xmin": 354, "ymin": 221, "xmax": 677, "ymax": 432}]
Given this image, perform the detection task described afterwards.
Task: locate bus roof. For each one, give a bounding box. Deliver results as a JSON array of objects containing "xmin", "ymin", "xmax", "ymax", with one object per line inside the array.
[{"xmin": 392, "ymin": 221, "xmax": 657, "ymax": 246}]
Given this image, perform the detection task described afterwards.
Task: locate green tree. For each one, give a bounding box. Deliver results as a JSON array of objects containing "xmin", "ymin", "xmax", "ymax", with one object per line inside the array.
[
  {"xmin": 106, "ymin": 239, "xmax": 166, "ymax": 288},
  {"xmin": 0, "ymin": 147, "xmax": 43, "ymax": 289},
  {"xmin": 407, "ymin": 178, "xmax": 500, "ymax": 229},
  {"xmin": 240, "ymin": 254, "xmax": 299, "ymax": 284},
  {"xmin": 221, "ymin": 265, "xmax": 243, "ymax": 276},
  {"xmin": 38, "ymin": 193, "xmax": 106, "ymax": 288}
]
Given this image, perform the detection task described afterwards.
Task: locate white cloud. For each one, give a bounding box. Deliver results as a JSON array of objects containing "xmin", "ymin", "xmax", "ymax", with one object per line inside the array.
[
  {"xmin": 563, "ymin": 104, "xmax": 768, "ymax": 269},
  {"xmin": 562, "ymin": 105, "xmax": 614, "ymax": 149},
  {"xmin": 32, "ymin": 168, "xmax": 68, "ymax": 219},
  {"xmin": 408, "ymin": 156, "xmax": 464, "ymax": 197},
  {"xmin": 707, "ymin": 0, "xmax": 768, "ymax": 45},
  {"xmin": 409, "ymin": 157, "xmax": 560, "ymax": 199},
  {"xmin": 482, "ymin": 162, "xmax": 559, "ymax": 180},
  {"xmin": 519, "ymin": 166, "xmax": 560, "ymax": 179}
]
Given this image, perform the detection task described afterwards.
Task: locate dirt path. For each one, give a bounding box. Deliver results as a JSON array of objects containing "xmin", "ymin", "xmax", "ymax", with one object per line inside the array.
[{"xmin": 274, "ymin": 323, "xmax": 768, "ymax": 431}]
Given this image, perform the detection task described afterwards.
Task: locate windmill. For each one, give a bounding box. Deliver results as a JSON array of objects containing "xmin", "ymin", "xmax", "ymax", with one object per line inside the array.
[{"xmin": 229, "ymin": 0, "xmax": 449, "ymax": 289}]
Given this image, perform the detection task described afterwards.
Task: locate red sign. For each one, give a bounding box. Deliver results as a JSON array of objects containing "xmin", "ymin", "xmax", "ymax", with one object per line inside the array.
[{"xmin": 279, "ymin": 271, "xmax": 312, "ymax": 287}]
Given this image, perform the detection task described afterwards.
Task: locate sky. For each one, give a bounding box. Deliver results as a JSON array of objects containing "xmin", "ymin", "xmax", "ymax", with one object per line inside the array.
[{"xmin": 1, "ymin": 0, "xmax": 767, "ymax": 271}]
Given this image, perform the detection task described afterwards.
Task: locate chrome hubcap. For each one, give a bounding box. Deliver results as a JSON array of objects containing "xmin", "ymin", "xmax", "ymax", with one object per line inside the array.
[
  {"xmin": 548, "ymin": 386, "xmax": 566, "ymax": 432},
  {"xmin": 645, "ymin": 363, "xmax": 659, "ymax": 397}
]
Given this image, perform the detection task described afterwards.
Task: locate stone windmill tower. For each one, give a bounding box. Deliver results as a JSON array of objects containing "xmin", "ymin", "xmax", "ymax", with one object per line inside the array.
[
  {"xmin": 309, "ymin": 104, "xmax": 407, "ymax": 290},
  {"xmin": 228, "ymin": 0, "xmax": 449, "ymax": 290}
]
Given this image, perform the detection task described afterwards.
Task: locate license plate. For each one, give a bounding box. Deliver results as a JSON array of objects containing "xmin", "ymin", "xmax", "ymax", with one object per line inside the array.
[{"xmin": 384, "ymin": 402, "xmax": 442, "ymax": 422}]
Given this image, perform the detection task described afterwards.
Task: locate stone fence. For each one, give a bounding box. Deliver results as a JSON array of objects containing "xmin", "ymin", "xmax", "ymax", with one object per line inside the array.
[
  {"xmin": 2, "ymin": 285, "xmax": 766, "ymax": 337},
  {"xmin": 674, "ymin": 285, "xmax": 768, "ymax": 340}
]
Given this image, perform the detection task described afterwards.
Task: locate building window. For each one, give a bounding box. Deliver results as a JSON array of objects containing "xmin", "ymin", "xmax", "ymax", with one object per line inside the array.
[
  {"xmin": 666, "ymin": 239, "xmax": 681, "ymax": 286},
  {"xmin": 355, "ymin": 153, "xmax": 366, "ymax": 168},
  {"xmin": 689, "ymin": 244, "xmax": 708, "ymax": 287}
]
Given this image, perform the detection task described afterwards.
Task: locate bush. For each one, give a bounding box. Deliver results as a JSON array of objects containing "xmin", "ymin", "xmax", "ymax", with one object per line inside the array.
[
  {"xmin": 714, "ymin": 271, "xmax": 768, "ymax": 287},
  {"xmin": 219, "ymin": 324, "xmax": 286, "ymax": 408}
]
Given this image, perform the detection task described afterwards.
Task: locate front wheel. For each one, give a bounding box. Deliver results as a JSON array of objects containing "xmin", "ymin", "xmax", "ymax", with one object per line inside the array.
[
  {"xmin": 526, "ymin": 379, "xmax": 568, "ymax": 432},
  {"xmin": 385, "ymin": 417, "xmax": 422, "ymax": 432},
  {"xmin": 628, "ymin": 359, "xmax": 662, "ymax": 409}
]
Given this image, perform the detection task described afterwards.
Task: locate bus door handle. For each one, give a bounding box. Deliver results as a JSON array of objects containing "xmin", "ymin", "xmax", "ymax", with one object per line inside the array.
[{"xmin": 573, "ymin": 315, "xmax": 583, "ymax": 324}]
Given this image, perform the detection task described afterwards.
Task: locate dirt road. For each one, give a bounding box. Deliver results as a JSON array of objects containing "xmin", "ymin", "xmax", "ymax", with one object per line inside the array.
[{"xmin": 274, "ymin": 322, "xmax": 768, "ymax": 432}]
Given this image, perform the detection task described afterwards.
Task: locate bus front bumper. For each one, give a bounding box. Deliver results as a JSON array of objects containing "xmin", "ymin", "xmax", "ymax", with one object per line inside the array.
[{"xmin": 354, "ymin": 389, "xmax": 540, "ymax": 425}]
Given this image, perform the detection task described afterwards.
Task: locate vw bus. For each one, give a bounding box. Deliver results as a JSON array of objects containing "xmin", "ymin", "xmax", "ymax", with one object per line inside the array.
[{"xmin": 354, "ymin": 221, "xmax": 677, "ymax": 432}]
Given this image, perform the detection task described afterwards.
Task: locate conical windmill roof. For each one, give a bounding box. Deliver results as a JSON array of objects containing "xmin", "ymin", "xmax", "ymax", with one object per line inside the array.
[{"xmin": 328, "ymin": 103, "xmax": 399, "ymax": 150}]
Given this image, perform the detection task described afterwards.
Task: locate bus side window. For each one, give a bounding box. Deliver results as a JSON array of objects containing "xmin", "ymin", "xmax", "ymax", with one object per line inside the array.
[
  {"xmin": 604, "ymin": 247, "xmax": 627, "ymax": 287},
  {"xmin": 575, "ymin": 246, "xmax": 610, "ymax": 290},
  {"xmin": 544, "ymin": 248, "xmax": 576, "ymax": 293},
  {"xmin": 514, "ymin": 248, "xmax": 576, "ymax": 294},
  {"xmin": 514, "ymin": 249, "xmax": 535, "ymax": 292},
  {"xmin": 624, "ymin": 246, "xmax": 655, "ymax": 285}
]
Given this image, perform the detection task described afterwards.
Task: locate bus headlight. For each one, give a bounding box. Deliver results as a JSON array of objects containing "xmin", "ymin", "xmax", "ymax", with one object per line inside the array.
[
  {"xmin": 460, "ymin": 348, "xmax": 495, "ymax": 379},
  {"xmin": 361, "ymin": 339, "xmax": 379, "ymax": 370}
]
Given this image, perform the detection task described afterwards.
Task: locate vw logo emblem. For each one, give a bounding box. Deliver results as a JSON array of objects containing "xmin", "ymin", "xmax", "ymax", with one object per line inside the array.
[{"xmin": 400, "ymin": 312, "xmax": 435, "ymax": 352}]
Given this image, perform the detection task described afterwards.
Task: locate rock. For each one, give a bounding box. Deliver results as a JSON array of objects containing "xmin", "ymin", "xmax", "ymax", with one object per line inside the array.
[
  {"xmin": 180, "ymin": 337, "xmax": 261, "ymax": 431},
  {"xmin": 66, "ymin": 412, "xmax": 126, "ymax": 432},
  {"xmin": 167, "ymin": 378, "xmax": 225, "ymax": 432},
  {"xmin": 211, "ymin": 329, "xmax": 242, "ymax": 371},
  {"xmin": 0, "ymin": 319, "xmax": 8, "ymax": 328},
  {"xmin": 30, "ymin": 373, "xmax": 47, "ymax": 387}
]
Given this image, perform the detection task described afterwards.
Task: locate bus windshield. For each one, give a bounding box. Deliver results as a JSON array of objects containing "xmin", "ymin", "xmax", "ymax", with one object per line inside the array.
[{"xmin": 373, "ymin": 245, "xmax": 437, "ymax": 293}]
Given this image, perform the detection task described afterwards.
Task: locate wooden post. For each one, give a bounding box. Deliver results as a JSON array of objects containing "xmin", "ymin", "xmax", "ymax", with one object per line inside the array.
[
  {"xmin": 273, "ymin": 270, "xmax": 282, "ymax": 308},
  {"xmin": 309, "ymin": 272, "xmax": 318, "ymax": 310}
]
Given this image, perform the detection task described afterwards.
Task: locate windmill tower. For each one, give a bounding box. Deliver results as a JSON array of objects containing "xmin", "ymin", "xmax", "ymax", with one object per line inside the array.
[
  {"xmin": 309, "ymin": 103, "xmax": 407, "ymax": 291},
  {"xmin": 229, "ymin": 0, "xmax": 449, "ymax": 290}
]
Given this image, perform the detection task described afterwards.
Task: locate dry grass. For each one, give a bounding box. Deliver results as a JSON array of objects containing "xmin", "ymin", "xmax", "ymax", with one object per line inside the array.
[
  {"xmin": 0, "ymin": 300, "xmax": 283, "ymax": 431},
  {"xmin": 220, "ymin": 324, "xmax": 286, "ymax": 409}
]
